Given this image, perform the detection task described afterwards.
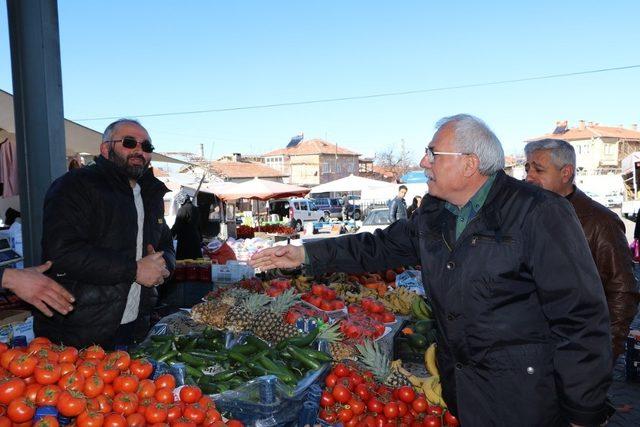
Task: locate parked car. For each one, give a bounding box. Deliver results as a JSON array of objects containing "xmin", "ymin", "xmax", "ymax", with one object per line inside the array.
[
  {"xmin": 584, "ymin": 190, "xmax": 617, "ymax": 208},
  {"xmin": 357, "ymin": 208, "xmax": 391, "ymax": 233},
  {"xmin": 313, "ymin": 197, "xmax": 362, "ymax": 220},
  {"xmin": 268, "ymin": 198, "xmax": 326, "ymax": 231}
]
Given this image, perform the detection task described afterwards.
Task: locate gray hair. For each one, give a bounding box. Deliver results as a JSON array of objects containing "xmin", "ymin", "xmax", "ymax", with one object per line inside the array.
[
  {"xmin": 524, "ymin": 138, "xmax": 576, "ymax": 170},
  {"xmin": 435, "ymin": 114, "xmax": 504, "ymax": 175},
  {"xmin": 102, "ymin": 118, "xmax": 146, "ymax": 143}
]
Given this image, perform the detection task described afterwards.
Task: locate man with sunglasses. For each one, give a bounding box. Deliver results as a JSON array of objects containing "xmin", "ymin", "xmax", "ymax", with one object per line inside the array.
[
  {"xmin": 251, "ymin": 114, "xmax": 613, "ymax": 426},
  {"xmin": 36, "ymin": 118, "xmax": 175, "ymax": 349}
]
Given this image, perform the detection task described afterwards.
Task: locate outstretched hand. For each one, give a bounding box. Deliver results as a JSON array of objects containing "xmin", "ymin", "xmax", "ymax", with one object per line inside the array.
[
  {"xmin": 2, "ymin": 261, "xmax": 75, "ymax": 317},
  {"xmin": 249, "ymin": 245, "xmax": 305, "ymax": 271}
]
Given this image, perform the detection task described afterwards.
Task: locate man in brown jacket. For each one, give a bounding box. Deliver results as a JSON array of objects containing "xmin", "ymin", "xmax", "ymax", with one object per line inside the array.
[{"xmin": 525, "ymin": 138, "xmax": 639, "ymax": 358}]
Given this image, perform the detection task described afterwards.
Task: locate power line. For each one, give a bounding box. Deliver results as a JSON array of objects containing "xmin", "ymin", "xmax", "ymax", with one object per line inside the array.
[{"xmin": 72, "ymin": 64, "xmax": 640, "ymax": 121}]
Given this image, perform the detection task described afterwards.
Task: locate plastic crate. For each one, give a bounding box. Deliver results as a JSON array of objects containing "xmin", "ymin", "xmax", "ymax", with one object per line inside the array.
[{"xmin": 211, "ymin": 260, "xmax": 255, "ymax": 283}]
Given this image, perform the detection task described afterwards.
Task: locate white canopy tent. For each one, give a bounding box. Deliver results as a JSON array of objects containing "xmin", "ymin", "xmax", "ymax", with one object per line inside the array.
[{"xmin": 309, "ymin": 174, "xmax": 396, "ymax": 194}]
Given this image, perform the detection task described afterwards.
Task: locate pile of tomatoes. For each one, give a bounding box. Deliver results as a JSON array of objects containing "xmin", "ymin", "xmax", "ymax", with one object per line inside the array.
[
  {"xmin": 348, "ymin": 299, "xmax": 396, "ymax": 324},
  {"xmin": 319, "ymin": 362, "xmax": 459, "ymax": 427},
  {"xmin": 301, "ymin": 284, "xmax": 346, "ymax": 312},
  {"xmin": 0, "ymin": 338, "xmax": 244, "ymax": 427}
]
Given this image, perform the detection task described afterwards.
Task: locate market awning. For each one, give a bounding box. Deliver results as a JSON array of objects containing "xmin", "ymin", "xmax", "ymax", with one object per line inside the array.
[
  {"xmin": 309, "ymin": 174, "xmax": 396, "ymax": 194},
  {"xmin": 215, "ymin": 177, "xmax": 310, "ymax": 201}
]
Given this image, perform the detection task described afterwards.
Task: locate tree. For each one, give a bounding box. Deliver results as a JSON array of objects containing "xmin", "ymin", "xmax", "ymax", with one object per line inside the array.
[{"xmin": 374, "ymin": 139, "xmax": 414, "ymax": 182}]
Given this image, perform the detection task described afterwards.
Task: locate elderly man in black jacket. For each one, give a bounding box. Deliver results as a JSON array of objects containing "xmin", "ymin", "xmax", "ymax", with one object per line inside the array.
[
  {"xmin": 251, "ymin": 114, "xmax": 613, "ymax": 427},
  {"xmin": 37, "ymin": 118, "xmax": 175, "ymax": 349}
]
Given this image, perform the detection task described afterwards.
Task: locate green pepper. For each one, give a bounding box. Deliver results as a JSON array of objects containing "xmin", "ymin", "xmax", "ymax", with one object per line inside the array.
[
  {"xmin": 157, "ymin": 350, "xmax": 178, "ymax": 363},
  {"xmin": 286, "ymin": 345, "xmax": 321, "ymax": 370},
  {"xmin": 296, "ymin": 347, "xmax": 333, "ymax": 362}
]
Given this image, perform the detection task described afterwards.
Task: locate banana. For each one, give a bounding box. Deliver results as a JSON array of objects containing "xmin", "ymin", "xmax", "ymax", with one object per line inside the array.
[
  {"xmin": 425, "ymin": 343, "xmax": 439, "ymax": 377},
  {"xmin": 422, "ymin": 375, "xmax": 443, "ymax": 406},
  {"xmin": 411, "ymin": 297, "xmax": 428, "ymax": 320}
]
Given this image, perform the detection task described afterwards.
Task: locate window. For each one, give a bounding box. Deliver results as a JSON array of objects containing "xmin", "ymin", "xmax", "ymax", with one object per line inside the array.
[
  {"xmin": 604, "ymin": 143, "xmax": 614, "ymax": 155},
  {"xmin": 299, "ymin": 202, "xmax": 308, "ymax": 211},
  {"xmin": 322, "ymin": 162, "xmax": 330, "ymax": 174}
]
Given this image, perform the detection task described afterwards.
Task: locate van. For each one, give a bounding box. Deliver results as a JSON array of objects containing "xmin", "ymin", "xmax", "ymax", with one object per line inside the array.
[{"xmin": 268, "ymin": 198, "xmax": 326, "ymax": 231}]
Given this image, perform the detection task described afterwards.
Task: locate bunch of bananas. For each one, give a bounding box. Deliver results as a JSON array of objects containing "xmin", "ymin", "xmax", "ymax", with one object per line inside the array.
[
  {"xmin": 397, "ymin": 364, "xmax": 447, "ymax": 408},
  {"xmin": 381, "ymin": 287, "xmax": 417, "ymax": 315},
  {"xmin": 292, "ymin": 275, "xmax": 312, "ymax": 292},
  {"xmin": 411, "ymin": 297, "xmax": 432, "ymax": 320},
  {"xmin": 328, "ymin": 281, "xmax": 360, "ymax": 298},
  {"xmin": 425, "ymin": 343, "xmax": 438, "ymax": 376}
]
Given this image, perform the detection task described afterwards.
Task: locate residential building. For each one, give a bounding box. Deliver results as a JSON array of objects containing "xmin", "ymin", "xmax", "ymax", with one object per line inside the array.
[
  {"xmin": 526, "ymin": 120, "xmax": 640, "ymax": 173},
  {"xmin": 262, "ymin": 138, "xmax": 360, "ymax": 186}
]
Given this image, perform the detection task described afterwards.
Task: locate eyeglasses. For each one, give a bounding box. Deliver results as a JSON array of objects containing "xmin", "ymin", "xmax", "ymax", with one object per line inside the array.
[
  {"xmin": 106, "ymin": 136, "xmax": 154, "ymax": 153},
  {"xmin": 424, "ymin": 146, "xmax": 469, "ymax": 163}
]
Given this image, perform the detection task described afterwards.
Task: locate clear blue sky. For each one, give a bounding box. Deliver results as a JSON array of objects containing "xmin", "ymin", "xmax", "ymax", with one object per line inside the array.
[{"xmin": 1, "ymin": 1, "xmax": 639, "ymax": 161}]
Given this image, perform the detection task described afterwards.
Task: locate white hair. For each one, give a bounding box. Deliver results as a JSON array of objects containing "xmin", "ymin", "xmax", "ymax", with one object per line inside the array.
[
  {"xmin": 435, "ymin": 114, "xmax": 505, "ymax": 175},
  {"xmin": 524, "ymin": 138, "xmax": 576, "ymax": 169}
]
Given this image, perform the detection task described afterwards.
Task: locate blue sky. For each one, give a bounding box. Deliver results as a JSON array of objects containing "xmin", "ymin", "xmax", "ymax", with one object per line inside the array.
[{"xmin": 1, "ymin": 1, "xmax": 639, "ymax": 161}]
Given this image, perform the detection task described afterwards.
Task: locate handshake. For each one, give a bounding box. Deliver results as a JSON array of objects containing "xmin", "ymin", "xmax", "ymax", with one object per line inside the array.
[{"xmin": 136, "ymin": 244, "xmax": 171, "ymax": 287}]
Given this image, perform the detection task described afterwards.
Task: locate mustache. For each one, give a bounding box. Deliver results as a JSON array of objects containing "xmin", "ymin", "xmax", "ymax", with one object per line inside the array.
[{"xmin": 127, "ymin": 154, "xmax": 146, "ymax": 161}]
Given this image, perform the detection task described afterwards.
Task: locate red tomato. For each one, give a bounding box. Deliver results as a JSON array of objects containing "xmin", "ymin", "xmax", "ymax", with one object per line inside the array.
[
  {"xmin": 383, "ymin": 402, "xmax": 399, "ymax": 419},
  {"xmin": 113, "ymin": 374, "xmax": 139, "ymax": 394},
  {"xmin": 332, "ymin": 363, "xmax": 351, "ymax": 378},
  {"xmin": 397, "ymin": 385, "xmax": 416, "ymax": 403},
  {"xmin": 107, "ymin": 351, "xmax": 131, "ymax": 371},
  {"xmin": 58, "ymin": 362, "xmax": 75, "ymax": 377},
  {"xmin": 102, "ymin": 383, "xmax": 115, "ymax": 398},
  {"xmin": 0, "ymin": 343, "xmax": 7, "ymax": 354},
  {"xmin": 319, "ymin": 409, "xmax": 337, "ymax": 423},
  {"xmin": 76, "ymin": 360, "xmax": 97, "ymax": 379},
  {"xmin": 411, "ymin": 396, "xmax": 428, "ymax": 413},
  {"xmin": 0, "ymin": 348, "xmax": 23, "ymax": 370},
  {"xmin": 171, "ymin": 417, "xmax": 197, "ymax": 427},
  {"xmin": 154, "ymin": 374, "xmax": 176, "ymax": 390},
  {"xmin": 112, "ymin": 392, "xmax": 139, "ymax": 416},
  {"xmin": 34, "ymin": 348, "xmax": 59, "ymax": 363},
  {"xmin": 126, "ymin": 412, "xmax": 146, "ymax": 427},
  {"xmin": 7, "ymin": 396, "xmax": 35, "ymax": 423},
  {"xmin": 332, "ymin": 384, "xmax": 352, "ymax": 404},
  {"xmin": 83, "ymin": 375, "xmax": 105, "ymax": 398},
  {"xmin": 337, "ymin": 407, "xmax": 354, "ymax": 423},
  {"xmin": 33, "ymin": 415, "xmax": 60, "ymax": 427},
  {"xmin": 89, "ymin": 394, "xmax": 112, "ymax": 414},
  {"xmin": 397, "ymin": 400, "xmax": 409, "ymax": 416},
  {"xmin": 198, "ymin": 395, "xmax": 216, "ymax": 410},
  {"xmin": 154, "ymin": 387, "xmax": 174, "ymax": 404},
  {"xmin": 0, "ymin": 416, "xmax": 10, "ymax": 427},
  {"xmin": 8, "ymin": 354, "xmax": 38, "ymax": 378},
  {"xmin": 76, "ymin": 410, "xmax": 104, "ymax": 427},
  {"xmin": 0, "ymin": 376, "xmax": 26, "ymax": 404},
  {"xmin": 56, "ymin": 347, "xmax": 79, "ymax": 364},
  {"xmin": 429, "ymin": 405, "xmax": 444, "ymax": 417},
  {"xmin": 129, "ymin": 359, "xmax": 153, "ymax": 380},
  {"xmin": 355, "ymin": 383, "xmax": 371, "ymax": 401},
  {"xmin": 136, "ymin": 378, "xmax": 156, "ymax": 399},
  {"xmin": 367, "ymin": 397, "xmax": 384, "ymax": 414},
  {"xmin": 57, "ymin": 390, "xmax": 87, "ymax": 417},
  {"xmin": 145, "ymin": 403, "xmax": 168, "ymax": 424},
  {"xmin": 319, "ymin": 390, "xmax": 335, "ymax": 408},
  {"xmin": 82, "ymin": 345, "xmax": 106, "ymax": 361},
  {"xmin": 179, "ymin": 386, "xmax": 202, "ymax": 404},
  {"xmin": 34, "ymin": 361, "xmax": 62, "ymax": 385},
  {"xmin": 324, "ymin": 373, "xmax": 338, "ymax": 388},
  {"xmin": 443, "ymin": 411, "xmax": 460, "ymax": 427},
  {"xmin": 423, "ymin": 415, "xmax": 442, "ymax": 427},
  {"xmin": 349, "ymin": 398, "xmax": 366, "ymax": 415},
  {"xmin": 226, "ymin": 420, "xmax": 244, "ymax": 427},
  {"xmin": 36, "ymin": 384, "xmax": 62, "ymax": 407},
  {"xmin": 103, "ymin": 412, "xmax": 127, "ymax": 427},
  {"xmin": 58, "ymin": 371, "xmax": 85, "ymax": 392},
  {"xmin": 166, "ymin": 403, "xmax": 183, "ymax": 422},
  {"xmin": 96, "ymin": 360, "xmax": 120, "ymax": 384},
  {"xmin": 183, "ymin": 403, "xmax": 206, "ymax": 424}
]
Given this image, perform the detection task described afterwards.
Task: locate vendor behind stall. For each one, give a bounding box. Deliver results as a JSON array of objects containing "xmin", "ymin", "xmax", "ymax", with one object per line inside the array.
[{"xmin": 171, "ymin": 195, "xmax": 203, "ymax": 260}]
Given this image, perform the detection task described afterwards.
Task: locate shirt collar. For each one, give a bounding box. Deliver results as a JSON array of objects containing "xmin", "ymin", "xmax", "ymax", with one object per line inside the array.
[{"xmin": 445, "ymin": 173, "xmax": 497, "ymax": 215}]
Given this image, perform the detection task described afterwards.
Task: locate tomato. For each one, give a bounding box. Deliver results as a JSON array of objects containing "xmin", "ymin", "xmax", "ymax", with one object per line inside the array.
[
  {"xmin": 58, "ymin": 371, "xmax": 85, "ymax": 392},
  {"xmin": 204, "ymin": 408, "xmax": 221, "ymax": 421},
  {"xmin": 82, "ymin": 345, "xmax": 106, "ymax": 361},
  {"xmin": 0, "ymin": 416, "xmax": 9, "ymax": 427},
  {"xmin": 136, "ymin": 378, "xmax": 156, "ymax": 399},
  {"xmin": 332, "ymin": 363, "xmax": 351, "ymax": 378},
  {"xmin": 103, "ymin": 383, "xmax": 115, "ymax": 398},
  {"xmin": 107, "ymin": 351, "xmax": 131, "ymax": 371},
  {"xmin": 383, "ymin": 402, "xmax": 399, "ymax": 419},
  {"xmin": 25, "ymin": 383, "xmax": 42, "ymax": 401},
  {"xmin": 56, "ymin": 347, "xmax": 79, "ymax": 364},
  {"xmin": 96, "ymin": 360, "xmax": 120, "ymax": 384},
  {"xmin": 154, "ymin": 386, "xmax": 174, "ymax": 404},
  {"xmin": 324, "ymin": 373, "xmax": 338, "ymax": 388},
  {"xmin": 33, "ymin": 415, "xmax": 60, "ymax": 427},
  {"xmin": 337, "ymin": 407, "xmax": 354, "ymax": 423},
  {"xmin": 154, "ymin": 374, "xmax": 176, "ymax": 390},
  {"xmin": 83, "ymin": 375, "xmax": 105, "ymax": 398},
  {"xmin": 332, "ymin": 384, "xmax": 352, "ymax": 404},
  {"xmin": 76, "ymin": 410, "xmax": 104, "ymax": 427},
  {"xmin": 34, "ymin": 361, "xmax": 62, "ymax": 385},
  {"xmin": 103, "ymin": 412, "xmax": 127, "ymax": 427},
  {"xmin": 146, "ymin": 402, "xmax": 168, "ymax": 423},
  {"xmin": 423, "ymin": 414, "xmax": 442, "ymax": 427},
  {"xmin": 89, "ymin": 394, "xmax": 112, "ymax": 414},
  {"xmin": 129, "ymin": 359, "xmax": 153, "ymax": 380},
  {"xmin": 183, "ymin": 403, "xmax": 206, "ymax": 424},
  {"xmin": 58, "ymin": 362, "xmax": 75, "ymax": 377},
  {"xmin": 397, "ymin": 385, "xmax": 416, "ymax": 403},
  {"xmin": 349, "ymin": 398, "xmax": 366, "ymax": 415},
  {"xmin": 126, "ymin": 412, "xmax": 146, "ymax": 427},
  {"xmin": 0, "ymin": 343, "xmax": 7, "ymax": 354},
  {"xmin": 57, "ymin": 390, "xmax": 87, "ymax": 417},
  {"xmin": 179, "ymin": 386, "xmax": 202, "ymax": 404},
  {"xmin": 0, "ymin": 377, "xmax": 26, "ymax": 404},
  {"xmin": 7, "ymin": 396, "xmax": 35, "ymax": 423},
  {"xmin": 226, "ymin": 420, "xmax": 244, "ymax": 427},
  {"xmin": 8, "ymin": 354, "xmax": 38, "ymax": 378},
  {"xmin": 0, "ymin": 348, "xmax": 23, "ymax": 370},
  {"xmin": 166, "ymin": 403, "xmax": 183, "ymax": 422},
  {"xmin": 443, "ymin": 411, "xmax": 460, "ymax": 427},
  {"xmin": 355, "ymin": 383, "xmax": 371, "ymax": 401},
  {"xmin": 411, "ymin": 396, "xmax": 428, "ymax": 413},
  {"xmin": 319, "ymin": 409, "xmax": 337, "ymax": 423},
  {"xmin": 198, "ymin": 395, "xmax": 215, "ymax": 410},
  {"xmin": 76, "ymin": 360, "xmax": 97, "ymax": 379},
  {"xmin": 319, "ymin": 390, "xmax": 335, "ymax": 408},
  {"xmin": 397, "ymin": 400, "xmax": 409, "ymax": 416},
  {"xmin": 36, "ymin": 384, "xmax": 61, "ymax": 407},
  {"xmin": 35, "ymin": 348, "xmax": 59, "ymax": 363},
  {"xmin": 112, "ymin": 392, "xmax": 139, "ymax": 416},
  {"xmin": 367, "ymin": 397, "xmax": 384, "ymax": 414},
  {"xmin": 429, "ymin": 405, "xmax": 443, "ymax": 417},
  {"xmin": 113, "ymin": 374, "xmax": 139, "ymax": 394},
  {"xmin": 171, "ymin": 417, "xmax": 197, "ymax": 427},
  {"xmin": 30, "ymin": 337, "xmax": 52, "ymax": 347},
  {"xmin": 136, "ymin": 397, "xmax": 153, "ymax": 416}
]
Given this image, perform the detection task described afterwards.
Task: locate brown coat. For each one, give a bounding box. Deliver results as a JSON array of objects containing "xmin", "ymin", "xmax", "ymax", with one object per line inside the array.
[{"xmin": 569, "ymin": 188, "xmax": 639, "ymax": 357}]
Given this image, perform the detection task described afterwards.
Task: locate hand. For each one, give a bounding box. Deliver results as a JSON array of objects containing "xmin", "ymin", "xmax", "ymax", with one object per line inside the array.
[
  {"xmin": 136, "ymin": 245, "xmax": 169, "ymax": 287},
  {"xmin": 2, "ymin": 261, "xmax": 75, "ymax": 317},
  {"xmin": 249, "ymin": 245, "xmax": 305, "ymax": 271}
]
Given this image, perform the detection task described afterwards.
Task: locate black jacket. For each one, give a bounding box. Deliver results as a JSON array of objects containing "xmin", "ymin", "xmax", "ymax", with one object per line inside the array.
[
  {"xmin": 171, "ymin": 201, "xmax": 202, "ymax": 260},
  {"xmin": 388, "ymin": 197, "xmax": 407, "ymax": 222},
  {"xmin": 36, "ymin": 156, "xmax": 175, "ymax": 348},
  {"xmin": 305, "ymin": 171, "xmax": 612, "ymax": 426}
]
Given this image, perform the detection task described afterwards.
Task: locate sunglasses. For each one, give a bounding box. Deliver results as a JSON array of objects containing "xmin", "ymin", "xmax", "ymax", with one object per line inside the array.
[{"xmin": 106, "ymin": 136, "xmax": 155, "ymax": 153}]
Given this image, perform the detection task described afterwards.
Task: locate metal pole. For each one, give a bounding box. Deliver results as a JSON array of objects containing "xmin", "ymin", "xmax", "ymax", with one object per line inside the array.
[{"xmin": 7, "ymin": 0, "xmax": 67, "ymax": 266}]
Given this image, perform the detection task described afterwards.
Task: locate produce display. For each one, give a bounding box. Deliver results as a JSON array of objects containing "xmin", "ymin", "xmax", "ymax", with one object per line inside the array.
[{"xmin": 0, "ymin": 337, "xmax": 244, "ymax": 426}]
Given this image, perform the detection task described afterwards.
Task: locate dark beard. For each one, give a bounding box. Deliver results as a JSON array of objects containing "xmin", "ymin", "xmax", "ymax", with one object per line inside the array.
[{"xmin": 108, "ymin": 146, "xmax": 149, "ymax": 180}]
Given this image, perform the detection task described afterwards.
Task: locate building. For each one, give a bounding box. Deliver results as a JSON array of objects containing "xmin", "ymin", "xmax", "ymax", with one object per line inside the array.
[
  {"xmin": 526, "ymin": 120, "xmax": 640, "ymax": 173},
  {"xmin": 262, "ymin": 138, "xmax": 360, "ymax": 186}
]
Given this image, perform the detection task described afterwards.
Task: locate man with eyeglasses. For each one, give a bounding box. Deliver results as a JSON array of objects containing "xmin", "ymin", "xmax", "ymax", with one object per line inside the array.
[
  {"xmin": 250, "ymin": 114, "xmax": 613, "ymax": 426},
  {"xmin": 36, "ymin": 118, "xmax": 175, "ymax": 349}
]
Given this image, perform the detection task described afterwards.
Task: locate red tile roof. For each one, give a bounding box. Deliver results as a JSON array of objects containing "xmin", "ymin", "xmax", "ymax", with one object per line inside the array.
[
  {"xmin": 527, "ymin": 122, "xmax": 640, "ymax": 142},
  {"xmin": 262, "ymin": 138, "xmax": 360, "ymax": 157},
  {"xmin": 208, "ymin": 161, "xmax": 286, "ymax": 180}
]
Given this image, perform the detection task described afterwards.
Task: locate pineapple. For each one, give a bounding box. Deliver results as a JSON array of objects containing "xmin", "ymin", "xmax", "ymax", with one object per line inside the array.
[
  {"xmin": 223, "ymin": 292, "xmax": 270, "ymax": 333},
  {"xmin": 220, "ymin": 288, "xmax": 251, "ymax": 306},
  {"xmin": 191, "ymin": 301, "xmax": 231, "ymax": 329},
  {"xmin": 251, "ymin": 289, "xmax": 301, "ymax": 344},
  {"xmin": 356, "ymin": 340, "xmax": 412, "ymax": 387},
  {"xmin": 317, "ymin": 323, "xmax": 357, "ymax": 362}
]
